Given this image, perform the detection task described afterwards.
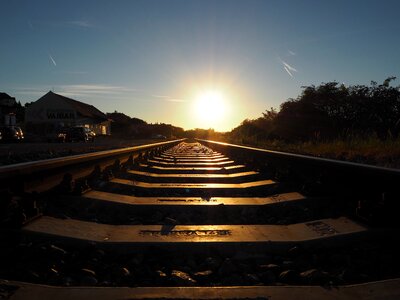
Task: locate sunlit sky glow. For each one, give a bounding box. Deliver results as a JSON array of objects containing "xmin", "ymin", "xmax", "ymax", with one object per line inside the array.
[
  {"xmin": 1, "ymin": 0, "xmax": 400, "ymax": 131},
  {"xmin": 193, "ymin": 90, "xmax": 230, "ymax": 129}
]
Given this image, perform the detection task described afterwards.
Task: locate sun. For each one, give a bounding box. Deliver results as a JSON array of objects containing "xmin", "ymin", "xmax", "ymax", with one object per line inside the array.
[{"xmin": 193, "ymin": 90, "xmax": 227, "ymax": 127}]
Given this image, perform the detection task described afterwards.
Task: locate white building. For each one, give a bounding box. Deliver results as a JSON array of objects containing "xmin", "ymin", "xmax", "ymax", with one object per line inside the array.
[{"xmin": 25, "ymin": 91, "xmax": 111, "ymax": 135}]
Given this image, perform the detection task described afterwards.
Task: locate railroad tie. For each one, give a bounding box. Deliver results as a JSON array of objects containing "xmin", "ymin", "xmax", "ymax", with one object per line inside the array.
[{"xmin": 2, "ymin": 141, "xmax": 399, "ymax": 299}]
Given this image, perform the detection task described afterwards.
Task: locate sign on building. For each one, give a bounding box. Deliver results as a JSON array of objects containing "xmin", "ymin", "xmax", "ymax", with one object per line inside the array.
[{"xmin": 46, "ymin": 109, "xmax": 75, "ymax": 120}]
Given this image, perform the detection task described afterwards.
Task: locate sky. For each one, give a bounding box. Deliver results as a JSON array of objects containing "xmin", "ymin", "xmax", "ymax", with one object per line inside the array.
[{"xmin": 1, "ymin": 0, "xmax": 400, "ymax": 131}]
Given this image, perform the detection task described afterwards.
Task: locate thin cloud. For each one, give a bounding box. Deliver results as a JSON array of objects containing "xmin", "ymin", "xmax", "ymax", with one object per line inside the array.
[
  {"xmin": 14, "ymin": 90, "xmax": 47, "ymax": 97},
  {"xmin": 167, "ymin": 98, "xmax": 185, "ymax": 102},
  {"xmin": 11, "ymin": 86, "xmax": 51, "ymax": 98},
  {"xmin": 10, "ymin": 84, "xmax": 136, "ymax": 99},
  {"xmin": 67, "ymin": 20, "xmax": 95, "ymax": 28},
  {"xmin": 13, "ymin": 84, "xmax": 143, "ymax": 103},
  {"xmin": 152, "ymin": 95, "xmax": 170, "ymax": 99},
  {"xmin": 31, "ymin": 20, "xmax": 96, "ymax": 30},
  {"xmin": 152, "ymin": 94, "xmax": 185, "ymax": 102},
  {"xmin": 57, "ymin": 84, "xmax": 137, "ymax": 96},
  {"xmin": 58, "ymin": 70, "xmax": 88, "ymax": 75},
  {"xmin": 49, "ymin": 54, "xmax": 57, "ymax": 66}
]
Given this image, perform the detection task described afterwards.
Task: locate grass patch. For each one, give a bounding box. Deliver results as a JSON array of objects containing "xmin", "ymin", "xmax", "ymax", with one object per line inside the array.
[{"xmin": 228, "ymin": 137, "xmax": 400, "ymax": 169}]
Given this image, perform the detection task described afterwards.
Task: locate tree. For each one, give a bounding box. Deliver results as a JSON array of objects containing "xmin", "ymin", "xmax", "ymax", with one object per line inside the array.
[{"xmin": 227, "ymin": 77, "xmax": 400, "ymax": 142}]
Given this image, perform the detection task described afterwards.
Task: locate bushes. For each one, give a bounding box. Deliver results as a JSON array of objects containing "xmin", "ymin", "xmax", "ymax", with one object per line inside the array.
[{"xmin": 228, "ymin": 77, "xmax": 400, "ymax": 143}]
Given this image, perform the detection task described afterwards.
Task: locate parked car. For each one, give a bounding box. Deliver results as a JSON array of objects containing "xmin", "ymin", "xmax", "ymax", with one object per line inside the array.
[
  {"xmin": 56, "ymin": 128, "xmax": 68, "ymax": 143},
  {"xmin": 0, "ymin": 126, "xmax": 24, "ymax": 142},
  {"xmin": 152, "ymin": 134, "xmax": 167, "ymax": 139},
  {"xmin": 14, "ymin": 126, "xmax": 24, "ymax": 139},
  {"xmin": 57, "ymin": 126, "xmax": 96, "ymax": 142}
]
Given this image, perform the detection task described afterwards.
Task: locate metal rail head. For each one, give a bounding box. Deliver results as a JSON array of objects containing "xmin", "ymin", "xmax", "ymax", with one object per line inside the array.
[
  {"xmin": 0, "ymin": 139, "xmax": 185, "ymax": 194},
  {"xmin": 196, "ymin": 138, "xmax": 400, "ymax": 181},
  {"xmin": 196, "ymin": 139, "xmax": 400, "ymax": 225}
]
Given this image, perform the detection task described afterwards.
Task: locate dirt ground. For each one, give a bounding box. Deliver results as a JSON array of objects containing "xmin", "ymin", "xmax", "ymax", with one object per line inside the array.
[{"xmin": 0, "ymin": 136, "xmax": 167, "ymax": 166}]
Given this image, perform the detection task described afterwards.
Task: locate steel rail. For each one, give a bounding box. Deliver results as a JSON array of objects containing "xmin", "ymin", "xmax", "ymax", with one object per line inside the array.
[
  {"xmin": 196, "ymin": 139, "xmax": 400, "ymax": 222},
  {"xmin": 196, "ymin": 139, "xmax": 400, "ymax": 179},
  {"xmin": 0, "ymin": 139, "xmax": 185, "ymax": 193}
]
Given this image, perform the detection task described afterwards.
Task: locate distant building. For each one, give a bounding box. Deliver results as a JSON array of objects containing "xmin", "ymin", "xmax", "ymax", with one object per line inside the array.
[
  {"xmin": 0, "ymin": 92, "xmax": 17, "ymax": 125},
  {"xmin": 0, "ymin": 92, "xmax": 16, "ymax": 107},
  {"xmin": 25, "ymin": 91, "xmax": 111, "ymax": 136}
]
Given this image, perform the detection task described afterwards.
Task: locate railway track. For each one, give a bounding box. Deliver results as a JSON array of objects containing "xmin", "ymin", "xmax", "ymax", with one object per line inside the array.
[{"xmin": 1, "ymin": 139, "xmax": 400, "ymax": 299}]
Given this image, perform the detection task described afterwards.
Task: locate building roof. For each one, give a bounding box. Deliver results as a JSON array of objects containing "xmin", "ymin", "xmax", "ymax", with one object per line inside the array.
[
  {"xmin": 40, "ymin": 91, "xmax": 108, "ymax": 121},
  {"xmin": 0, "ymin": 92, "xmax": 15, "ymax": 99}
]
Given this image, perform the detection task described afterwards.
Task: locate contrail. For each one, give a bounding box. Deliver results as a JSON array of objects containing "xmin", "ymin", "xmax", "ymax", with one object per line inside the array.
[
  {"xmin": 284, "ymin": 66, "xmax": 293, "ymax": 77},
  {"xmin": 281, "ymin": 60, "xmax": 297, "ymax": 77},
  {"xmin": 49, "ymin": 54, "xmax": 57, "ymax": 66}
]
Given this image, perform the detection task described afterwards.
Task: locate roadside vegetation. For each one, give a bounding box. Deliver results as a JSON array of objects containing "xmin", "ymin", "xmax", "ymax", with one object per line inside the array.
[{"xmin": 227, "ymin": 137, "xmax": 400, "ymax": 169}]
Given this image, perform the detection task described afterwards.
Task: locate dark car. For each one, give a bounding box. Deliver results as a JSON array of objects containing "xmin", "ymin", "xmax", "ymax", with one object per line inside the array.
[
  {"xmin": 58, "ymin": 126, "xmax": 95, "ymax": 142},
  {"xmin": 55, "ymin": 128, "xmax": 68, "ymax": 143},
  {"xmin": 0, "ymin": 126, "xmax": 24, "ymax": 142},
  {"xmin": 152, "ymin": 134, "xmax": 167, "ymax": 139}
]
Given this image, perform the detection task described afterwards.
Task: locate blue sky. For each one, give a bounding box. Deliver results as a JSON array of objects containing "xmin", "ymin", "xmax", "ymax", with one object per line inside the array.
[{"xmin": 1, "ymin": 0, "xmax": 399, "ymax": 131}]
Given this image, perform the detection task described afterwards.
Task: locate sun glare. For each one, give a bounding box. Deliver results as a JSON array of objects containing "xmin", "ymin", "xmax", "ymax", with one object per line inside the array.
[{"xmin": 193, "ymin": 90, "xmax": 227, "ymax": 128}]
